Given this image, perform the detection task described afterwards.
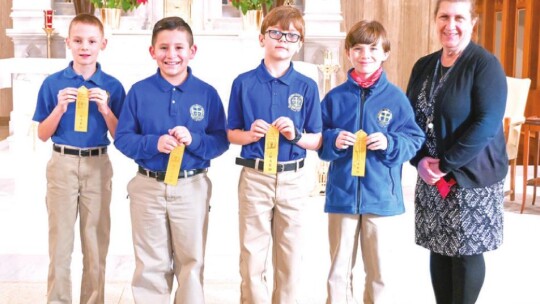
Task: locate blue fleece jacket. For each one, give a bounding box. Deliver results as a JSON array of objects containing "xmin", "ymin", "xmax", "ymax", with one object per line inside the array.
[{"xmin": 318, "ymin": 70, "xmax": 425, "ymax": 216}]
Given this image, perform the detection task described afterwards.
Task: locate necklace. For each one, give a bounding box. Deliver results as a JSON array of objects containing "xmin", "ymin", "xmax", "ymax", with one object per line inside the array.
[
  {"xmin": 439, "ymin": 65, "xmax": 449, "ymax": 80},
  {"xmin": 424, "ymin": 59, "xmax": 455, "ymax": 134}
]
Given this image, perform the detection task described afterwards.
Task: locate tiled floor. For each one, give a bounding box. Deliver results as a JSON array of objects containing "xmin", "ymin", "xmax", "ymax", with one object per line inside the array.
[{"xmin": 0, "ymin": 140, "xmax": 539, "ymax": 304}]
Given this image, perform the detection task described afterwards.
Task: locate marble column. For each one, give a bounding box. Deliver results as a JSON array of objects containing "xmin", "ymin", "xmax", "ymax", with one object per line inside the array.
[{"xmin": 7, "ymin": 0, "xmax": 66, "ymax": 58}]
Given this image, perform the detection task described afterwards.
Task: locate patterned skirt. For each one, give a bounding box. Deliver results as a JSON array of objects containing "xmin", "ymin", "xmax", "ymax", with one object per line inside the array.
[{"xmin": 415, "ymin": 178, "xmax": 504, "ymax": 256}]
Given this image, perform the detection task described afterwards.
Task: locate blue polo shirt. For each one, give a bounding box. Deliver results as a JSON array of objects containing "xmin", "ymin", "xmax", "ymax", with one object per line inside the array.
[
  {"xmin": 227, "ymin": 60, "xmax": 322, "ymax": 161},
  {"xmin": 114, "ymin": 67, "xmax": 229, "ymax": 171},
  {"xmin": 32, "ymin": 61, "xmax": 125, "ymax": 147}
]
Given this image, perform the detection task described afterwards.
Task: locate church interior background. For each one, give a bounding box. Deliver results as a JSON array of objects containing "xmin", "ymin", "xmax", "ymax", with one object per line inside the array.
[{"xmin": 0, "ymin": 0, "xmax": 539, "ymax": 303}]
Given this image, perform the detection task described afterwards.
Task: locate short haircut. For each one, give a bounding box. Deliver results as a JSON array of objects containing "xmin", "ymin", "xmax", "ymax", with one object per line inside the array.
[
  {"xmin": 261, "ymin": 6, "xmax": 305, "ymax": 40},
  {"xmin": 69, "ymin": 13, "xmax": 104, "ymax": 37},
  {"xmin": 434, "ymin": 0, "xmax": 477, "ymax": 19},
  {"xmin": 151, "ymin": 17, "xmax": 194, "ymax": 46},
  {"xmin": 345, "ymin": 20, "xmax": 390, "ymax": 53}
]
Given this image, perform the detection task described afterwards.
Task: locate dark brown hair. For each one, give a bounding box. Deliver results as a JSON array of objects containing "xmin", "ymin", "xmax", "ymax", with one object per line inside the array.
[
  {"xmin": 151, "ymin": 16, "xmax": 194, "ymax": 46},
  {"xmin": 345, "ymin": 20, "xmax": 390, "ymax": 53}
]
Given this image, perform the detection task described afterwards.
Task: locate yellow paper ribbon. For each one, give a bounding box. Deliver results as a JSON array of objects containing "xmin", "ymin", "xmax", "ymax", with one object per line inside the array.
[
  {"xmin": 352, "ymin": 130, "xmax": 367, "ymax": 176},
  {"xmin": 264, "ymin": 126, "xmax": 279, "ymax": 174},
  {"xmin": 164, "ymin": 144, "xmax": 185, "ymax": 186},
  {"xmin": 74, "ymin": 86, "xmax": 89, "ymax": 132}
]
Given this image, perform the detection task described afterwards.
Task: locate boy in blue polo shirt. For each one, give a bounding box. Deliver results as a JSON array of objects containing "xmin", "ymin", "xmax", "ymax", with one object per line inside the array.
[
  {"xmin": 114, "ymin": 17, "xmax": 228, "ymax": 303},
  {"xmin": 227, "ymin": 6, "xmax": 322, "ymax": 303},
  {"xmin": 32, "ymin": 14, "xmax": 125, "ymax": 303}
]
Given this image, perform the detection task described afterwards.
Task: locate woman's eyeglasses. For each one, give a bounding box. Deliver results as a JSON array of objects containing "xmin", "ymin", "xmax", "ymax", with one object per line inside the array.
[{"xmin": 265, "ymin": 30, "xmax": 301, "ymax": 43}]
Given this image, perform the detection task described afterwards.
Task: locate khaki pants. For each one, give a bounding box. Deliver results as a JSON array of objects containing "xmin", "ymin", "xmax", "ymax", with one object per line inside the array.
[
  {"xmin": 238, "ymin": 167, "xmax": 308, "ymax": 304},
  {"xmin": 46, "ymin": 151, "xmax": 112, "ymax": 304},
  {"xmin": 127, "ymin": 172, "xmax": 211, "ymax": 304},
  {"xmin": 327, "ymin": 213, "xmax": 398, "ymax": 304}
]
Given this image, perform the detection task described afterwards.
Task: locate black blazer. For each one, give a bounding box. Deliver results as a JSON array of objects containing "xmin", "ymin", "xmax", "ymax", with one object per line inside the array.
[{"xmin": 406, "ymin": 42, "xmax": 508, "ymax": 188}]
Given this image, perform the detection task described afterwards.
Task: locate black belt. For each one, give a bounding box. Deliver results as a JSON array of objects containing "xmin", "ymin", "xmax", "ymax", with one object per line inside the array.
[
  {"xmin": 138, "ymin": 166, "xmax": 207, "ymax": 182},
  {"xmin": 235, "ymin": 158, "xmax": 304, "ymax": 172},
  {"xmin": 53, "ymin": 144, "xmax": 107, "ymax": 157}
]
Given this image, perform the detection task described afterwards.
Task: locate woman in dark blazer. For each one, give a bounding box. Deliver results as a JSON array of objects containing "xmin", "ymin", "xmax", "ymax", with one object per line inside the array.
[{"xmin": 406, "ymin": 0, "xmax": 508, "ymax": 303}]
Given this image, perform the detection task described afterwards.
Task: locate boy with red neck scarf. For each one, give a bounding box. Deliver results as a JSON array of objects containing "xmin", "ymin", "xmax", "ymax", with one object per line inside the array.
[{"xmin": 318, "ymin": 20, "xmax": 424, "ymax": 303}]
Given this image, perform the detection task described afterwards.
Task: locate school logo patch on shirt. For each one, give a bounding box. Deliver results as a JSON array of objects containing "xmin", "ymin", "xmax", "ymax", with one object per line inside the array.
[
  {"xmin": 190, "ymin": 104, "xmax": 205, "ymax": 121},
  {"xmin": 377, "ymin": 108, "xmax": 392, "ymax": 128},
  {"xmin": 288, "ymin": 93, "xmax": 304, "ymax": 112}
]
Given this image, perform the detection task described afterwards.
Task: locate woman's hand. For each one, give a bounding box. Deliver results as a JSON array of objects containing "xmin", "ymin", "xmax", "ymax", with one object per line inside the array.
[{"xmin": 418, "ymin": 157, "xmax": 445, "ymax": 185}]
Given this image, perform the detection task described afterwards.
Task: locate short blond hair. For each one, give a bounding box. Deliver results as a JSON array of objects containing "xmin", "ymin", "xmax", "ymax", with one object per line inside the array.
[{"xmin": 68, "ymin": 13, "xmax": 104, "ymax": 37}]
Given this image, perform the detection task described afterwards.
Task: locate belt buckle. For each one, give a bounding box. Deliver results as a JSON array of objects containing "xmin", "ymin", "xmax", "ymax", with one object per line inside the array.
[
  {"xmin": 276, "ymin": 163, "xmax": 284, "ymax": 172},
  {"xmin": 79, "ymin": 148, "xmax": 89, "ymax": 157}
]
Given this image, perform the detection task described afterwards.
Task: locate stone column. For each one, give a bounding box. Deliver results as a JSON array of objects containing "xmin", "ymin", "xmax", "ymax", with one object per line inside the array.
[
  {"xmin": 7, "ymin": 0, "xmax": 66, "ymax": 58},
  {"xmin": 5, "ymin": 1, "xmax": 66, "ymax": 153}
]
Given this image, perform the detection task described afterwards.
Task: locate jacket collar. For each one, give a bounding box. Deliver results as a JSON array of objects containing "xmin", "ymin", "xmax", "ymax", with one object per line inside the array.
[{"xmin": 346, "ymin": 67, "xmax": 388, "ymax": 96}]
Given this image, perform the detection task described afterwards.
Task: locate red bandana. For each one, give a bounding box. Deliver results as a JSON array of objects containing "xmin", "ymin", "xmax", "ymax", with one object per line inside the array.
[{"xmin": 350, "ymin": 67, "xmax": 383, "ymax": 88}]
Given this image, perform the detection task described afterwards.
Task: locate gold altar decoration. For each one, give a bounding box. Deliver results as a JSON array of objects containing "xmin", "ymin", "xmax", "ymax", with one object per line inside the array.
[
  {"xmin": 242, "ymin": 9, "xmax": 263, "ymax": 32},
  {"xmin": 43, "ymin": 10, "xmax": 55, "ymax": 58},
  {"xmin": 101, "ymin": 8, "xmax": 121, "ymax": 29},
  {"xmin": 164, "ymin": 0, "xmax": 192, "ymax": 24},
  {"xmin": 311, "ymin": 49, "xmax": 340, "ymax": 196}
]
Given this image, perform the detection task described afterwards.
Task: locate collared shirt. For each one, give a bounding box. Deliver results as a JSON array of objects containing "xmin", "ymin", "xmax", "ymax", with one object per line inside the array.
[
  {"xmin": 32, "ymin": 61, "xmax": 125, "ymax": 147},
  {"xmin": 227, "ymin": 60, "xmax": 322, "ymax": 161},
  {"xmin": 114, "ymin": 67, "xmax": 229, "ymax": 171}
]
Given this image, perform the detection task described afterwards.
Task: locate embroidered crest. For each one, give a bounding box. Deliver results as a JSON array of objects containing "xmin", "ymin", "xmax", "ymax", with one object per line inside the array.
[
  {"xmin": 288, "ymin": 93, "xmax": 304, "ymax": 112},
  {"xmin": 190, "ymin": 104, "xmax": 204, "ymax": 121},
  {"xmin": 377, "ymin": 108, "xmax": 392, "ymax": 128}
]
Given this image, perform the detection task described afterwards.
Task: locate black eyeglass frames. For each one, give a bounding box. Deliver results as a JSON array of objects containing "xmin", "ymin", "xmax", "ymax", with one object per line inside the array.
[{"xmin": 265, "ymin": 30, "xmax": 301, "ymax": 43}]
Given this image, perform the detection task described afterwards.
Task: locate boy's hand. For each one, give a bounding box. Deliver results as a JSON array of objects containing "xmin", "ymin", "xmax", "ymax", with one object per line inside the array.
[
  {"xmin": 335, "ymin": 130, "xmax": 356, "ymax": 150},
  {"xmin": 158, "ymin": 134, "xmax": 181, "ymax": 154},
  {"xmin": 272, "ymin": 116, "xmax": 295, "ymax": 141},
  {"xmin": 56, "ymin": 87, "xmax": 78, "ymax": 113},
  {"xmin": 366, "ymin": 132, "xmax": 387, "ymax": 151},
  {"xmin": 88, "ymin": 88, "xmax": 110, "ymax": 116},
  {"xmin": 169, "ymin": 126, "xmax": 192, "ymax": 146},
  {"xmin": 249, "ymin": 119, "xmax": 270, "ymax": 142}
]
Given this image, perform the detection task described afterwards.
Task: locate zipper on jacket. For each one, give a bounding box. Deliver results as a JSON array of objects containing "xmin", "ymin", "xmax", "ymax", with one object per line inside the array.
[{"xmin": 356, "ymin": 88, "xmax": 367, "ymax": 213}]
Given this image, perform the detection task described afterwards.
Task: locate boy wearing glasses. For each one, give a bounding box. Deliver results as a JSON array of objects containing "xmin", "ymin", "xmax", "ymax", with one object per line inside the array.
[{"xmin": 227, "ymin": 5, "xmax": 322, "ymax": 304}]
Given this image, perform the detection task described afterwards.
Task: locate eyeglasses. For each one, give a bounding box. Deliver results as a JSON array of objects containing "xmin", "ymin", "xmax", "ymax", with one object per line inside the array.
[{"xmin": 265, "ymin": 30, "xmax": 301, "ymax": 43}]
